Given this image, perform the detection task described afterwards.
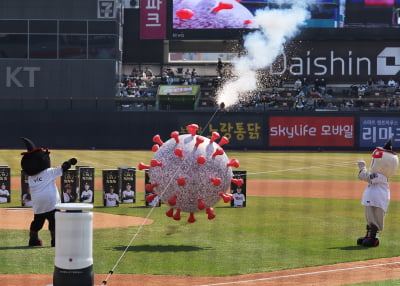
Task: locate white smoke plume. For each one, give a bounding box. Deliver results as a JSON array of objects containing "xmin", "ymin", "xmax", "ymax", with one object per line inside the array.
[{"xmin": 216, "ymin": 1, "xmax": 315, "ymax": 108}]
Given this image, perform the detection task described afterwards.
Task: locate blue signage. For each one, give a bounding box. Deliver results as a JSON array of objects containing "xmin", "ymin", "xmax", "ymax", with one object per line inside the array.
[{"xmin": 360, "ymin": 117, "xmax": 400, "ymax": 148}]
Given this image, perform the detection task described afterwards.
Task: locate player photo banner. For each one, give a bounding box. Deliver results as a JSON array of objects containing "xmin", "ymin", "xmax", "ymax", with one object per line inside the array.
[
  {"xmin": 0, "ymin": 166, "xmax": 11, "ymax": 203},
  {"xmin": 79, "ymin": 167, "xmax": 95, "ymax": 203},
  {"xmin": 61, "ymin": 169, "xmax": 78, "ymax": 203},
  {"xmin": 140, "ymin": 0, "xmax": 167, "ymax": 39},
  {"xmin": 103, "ymin": 169, "xmax": 120, "ymax": 207},
  {"xmin": 144, "ymin": 169, "xmax": 160, "ymax": 207},
  {"xmin": 118, "ymin": 167, "xmax": 136, "ymax": 204},
  {"xmin": 230, "ymin": 170, "xmax": 247, "ymax": 208},
  {"xmin": 269, "ymin": 116, "xmax": 354, "ymax": 147},
  {"xmin": 21, "ymin": 170, "xmax": 32, "ymax": 207}
]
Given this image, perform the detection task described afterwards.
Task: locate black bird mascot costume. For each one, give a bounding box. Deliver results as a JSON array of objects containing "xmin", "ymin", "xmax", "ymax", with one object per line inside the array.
[{"xmin": 20, "ymin": 137, "xmax": 77, "ymax": 247}]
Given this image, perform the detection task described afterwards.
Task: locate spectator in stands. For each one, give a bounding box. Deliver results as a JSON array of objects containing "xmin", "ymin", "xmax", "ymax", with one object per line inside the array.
[
  {"xmin": 217, "ymin": 58, "xmax": 223, "ymax": 78},
  {"xmin": 294, "ymin": 78, "xmax": 302, "ymax": 91},
  {"xmin": 161, "ymin": 68, "xmax": 168, "ymax": 84},
  {"xmin": 190, "ymin": 68, "xmax": 198, "ymax": 84},
  {"xmin": 167, "ymin": 68, "xmax": 175, "ymax": 85},
  {"xmin": 319, "ymin": 77, "xmax": 327, "ymax": 95},
  {"xmin": 387, "ymin": 77, "xmax": 397, "ymax": 87},
  {"xmin": 310, "ymin": 88, "xmax": 321, "ymax": 98},
  {"xmin": 376, "ymin": 78, "xmax": 385, "ymax": 87},
  {"xmin": 294, "ymin": 97, "xmax": 305, "ymax": 111},
  {"xmin": 184, "ymin": 68, "xmax": 191, "ymax": 84},
  {"xmin": 367, "ymin": 77, "xmax": 375, "ymax": 87},
  {"xmin": 314, "ymin": 78, "xmax": 320, "ymax": 91},
  {"xmin": 144, "ymin": 67, "xmax": 153, "ymax": 80}
]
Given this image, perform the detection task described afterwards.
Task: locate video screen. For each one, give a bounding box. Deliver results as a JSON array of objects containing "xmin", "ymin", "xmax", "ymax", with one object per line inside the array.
[
  {"xmin": 173, "ymin": 0, "xmax": 267, "ymax": 30},
  {"xmin": 169, "ymin": 0, "xmax": 400, "ymax": 40}
]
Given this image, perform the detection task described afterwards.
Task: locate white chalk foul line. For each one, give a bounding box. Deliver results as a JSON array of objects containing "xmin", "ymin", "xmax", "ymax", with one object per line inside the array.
[{"xmin": 194, "ymin": 260, "xmax": 400, "ymax": 286}]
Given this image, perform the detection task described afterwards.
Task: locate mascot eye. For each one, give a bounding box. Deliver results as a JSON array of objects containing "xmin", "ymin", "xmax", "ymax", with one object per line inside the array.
[{"xmin": 372, "ymin": 149, "xmax": 383, "ymax": 158}]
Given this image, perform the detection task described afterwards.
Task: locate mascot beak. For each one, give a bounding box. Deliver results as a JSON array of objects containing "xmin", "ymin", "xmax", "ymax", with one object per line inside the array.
[
  {"xmin": 21, "ymin": 137, "xmax": 36, "ymax": 151},
  {"xmin": 20, "ymin": 137, "xmax": 50, "ymax": 155},
  {"xmin": 383, "ymin": 137, "xmax": 393, "ymax": 151}
]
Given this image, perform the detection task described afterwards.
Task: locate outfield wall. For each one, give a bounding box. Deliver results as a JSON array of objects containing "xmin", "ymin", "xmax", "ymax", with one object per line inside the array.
[{"xmin": 3, "ymin": 111, "xmax": 399, "ymax": 151}]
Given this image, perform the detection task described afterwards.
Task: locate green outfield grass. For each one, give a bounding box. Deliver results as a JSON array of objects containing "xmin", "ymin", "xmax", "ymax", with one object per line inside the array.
[
  {"xmin": 1, "ymin": 150, "xmax": 400, "ymax": 279},
  {"xmin": 2, "ymin": 150, "xmax": 400, "ymax": 181}
]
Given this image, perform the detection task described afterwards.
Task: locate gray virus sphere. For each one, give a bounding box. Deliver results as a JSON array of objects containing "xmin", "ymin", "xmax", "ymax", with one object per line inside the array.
[{"xmin": 139, "ymin": 124, "xmax": 241, "ymax": 223}]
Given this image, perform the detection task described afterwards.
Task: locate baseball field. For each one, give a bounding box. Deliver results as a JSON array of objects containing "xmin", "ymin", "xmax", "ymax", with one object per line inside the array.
[{"xmin": 1, "ymin": 150, "xmax": 400, "ymax": 285}]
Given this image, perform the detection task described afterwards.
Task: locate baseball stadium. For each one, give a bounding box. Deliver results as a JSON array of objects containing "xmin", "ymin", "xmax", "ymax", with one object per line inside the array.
[{"xmin": 1, "ymin": 0, "xmax": 400, "ymax": 285}]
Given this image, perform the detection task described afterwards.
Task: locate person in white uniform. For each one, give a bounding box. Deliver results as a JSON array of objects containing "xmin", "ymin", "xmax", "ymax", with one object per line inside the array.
[
  {"xmin": 20, "ymin": 137, "xmax": 77, "ymax": 247},
  {"xmin": 357, "ymin": 138, "xmax": 399, "ymax": 247}
]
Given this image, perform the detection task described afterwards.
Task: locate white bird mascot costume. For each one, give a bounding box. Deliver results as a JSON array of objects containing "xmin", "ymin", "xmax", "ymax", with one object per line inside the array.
[{"xmin": 357, "ymin": 138, "xmax": 398, "ymax": 247}]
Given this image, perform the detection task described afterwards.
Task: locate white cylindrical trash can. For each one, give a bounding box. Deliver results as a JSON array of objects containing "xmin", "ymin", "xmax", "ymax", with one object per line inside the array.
[{"xmin": 53, "ymin": 203, "xmax": 94, "ymax": 286}]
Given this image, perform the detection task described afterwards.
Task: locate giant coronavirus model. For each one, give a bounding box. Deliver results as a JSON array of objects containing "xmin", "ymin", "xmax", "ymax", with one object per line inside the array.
[{"xmin": 139, "ymin": 124, "xmax": 242, "ymax": 223}]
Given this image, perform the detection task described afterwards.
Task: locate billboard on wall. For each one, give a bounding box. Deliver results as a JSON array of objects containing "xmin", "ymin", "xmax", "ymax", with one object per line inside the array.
[
  {"xmin": 269, "ymin": 116, "xmax": 354, "ymax": 147},
  {"xmin": 359, "ymin": 117, "xmax": 400, "ymax": 148},
  {"xmin": 269, "ymin": 41, "xmax": 400, "ymax": 83},
  {"xmin": 140, "ymin": 0, "xmax": 167, "ymax": 39}
]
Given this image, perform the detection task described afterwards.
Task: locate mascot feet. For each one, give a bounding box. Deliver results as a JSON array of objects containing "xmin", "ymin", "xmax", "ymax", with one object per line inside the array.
[
  {"xmin": 29, "ymin": 231, "xmax": 42, "ymax": 247},
  {"xmin": 362, "ymin": 237, "xmax": 379, "ymax": 247}
]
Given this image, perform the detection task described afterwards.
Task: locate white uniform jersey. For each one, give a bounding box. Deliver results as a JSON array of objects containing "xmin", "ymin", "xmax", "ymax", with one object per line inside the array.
[
  {"xmin": 122, "ymin": 190, "xmax": 135, "ymax": 203},
  {"xmin": 0, "ymin": 189, "xmax": 9, "ymax": 203},
  {"xmin": 359, "ymin": 169, "xmax": 390, "ymax": 212},
  {"xmin": 28, "ymin": 167, "xmax": 62, "ymax": 214},
  {"xmin": 81, "ymin": 190, "xmax": 93, "ymax": 203},
  {"xmin": 233, "ymin": 193, "xmax": 245, "ymax": 207},
  {"xmin": 105, "ymin": 193, "xmax": 119, "ymax": 206}
]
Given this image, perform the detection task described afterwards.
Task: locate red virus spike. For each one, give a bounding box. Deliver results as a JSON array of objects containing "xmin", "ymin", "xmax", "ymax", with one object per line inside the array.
[
  {"xmin": 231, "ymin": 179, "xmax": 244, "ymax": 187},
  {"xmin": 188, "ymin": 212, "xmax": 196, "ymax": 223},
  {"xmin": 226, "ymin": 158, "xmax": 240, "ymax": 168},
  {"xmin": 145, "ymin": 183, "xmax": 158, "ymax": 192},
  {"xmin": 152, "ymin": 144, "xmax": 160, "ymax": 152},
  {"xmin": 138, "ymin": 162, "xmax": 150, "ymax": 170},
  {"xmin": 197, "ymin": 155, "xmax": 206, "ymax": 165},
  {"xmin": 151, "ymin": 159, "xmax": 163, "ymax": 167},
  {"xmin": 210, "ymin": 177, "xmax": 222, "ymax": 186},
  {"xmin": 171, "ymin": 131, "xmax": 180, "ymax": 143},
  {"xmin": 219, "ymin": 192, "xmax": 233, "ymax": 203},
  {"xmin": 176, "ymin": 8, "xmax": 195, "ymax": 20},
  {"xmin": 197, "ymin": 198, "xmax": 206, "ymax": 210},
  {"xmin": 210, "ymin": 132, "xmax": 220, "ymax": 143},
  {"xmin": 173, "ymin": 208, "xmax": 181, "ymax": 220},
  {"xmin": 244, "ymin": 19, "xmax": 252, "ymax": 25},
  {"xmin": 174, "ymin": 148, "xmax": 184, "ymax": 157},
  {"xmin": 177, "ymin": 177, "xmax": 186, "ymax": 186},
  {"xmin": 218, "ymin": 136, "xmax": 229, "ymax": 147},
  {"xmin": 206, "ymin": 208, "xmax": 216, "ymax": 220},
  {"xmin": 153, "ymin": 134, "xmax": 163, "ymax": 146},
  {"xmin": 166, "ymin": 208, "xmax": 174, "ymax": 217},
  {"xmin": 168, "ymin": 194, "xmax": 178, "ymax": 206},
  {"xmin": 186, "ymin": 124, "xmax": 199, "ymax": 136},
  {"xmin": 212, "ymin": 2, "xmax": 234, "ymax": 13},
  {"xmin": 146, "ymin": 193, "xmax": 158, "ymax": 203},
  {"xmin": 212, "ymin": 147, "xmax": 224, "ymax": 158},
  {"xmin": 195, "ymin": 136, "xmax": 205, "ymax": 147}
]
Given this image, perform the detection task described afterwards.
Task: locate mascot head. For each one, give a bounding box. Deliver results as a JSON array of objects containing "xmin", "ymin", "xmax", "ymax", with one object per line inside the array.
[
  {"xmin": 370, "ymin": 138, "xmax": 399, "ymax": 178},
  {"xmin": 20, "ymin": 137, "xmax": 51, "ymax": 176}
]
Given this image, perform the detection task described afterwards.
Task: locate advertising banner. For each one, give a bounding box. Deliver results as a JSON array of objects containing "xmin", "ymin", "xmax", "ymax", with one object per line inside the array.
[
  {"xmin": 119, "ymin": 167, "xmax": 136, "ymax": 204},
  {"xmin": 158, "ymin": 85, "xmax": 200, "ymax": 96},
  {"xmin": 140, "ymin": 0, "xmax": 167, "ymax": 39},
  {"xmin": 103, "ymin": 169, "xmax": 120, "ymax": 207},
  {"xmin": 0, "ymin": 167, "xmax": 11, "ymax": 203},
  {"xmin": 21, "ymin": 171, "xmax": 31, "ymax": 207},
  {"xmin": 269, "ymin": 116, "xmax": 354, "ymax": 147},
  {"xmin": 61, "ymin": 169, "xmax": 78, "ymax": 203},
  {"xmin": 360, "ymin": 117, "xmax": 400, "ymax": 148},
  {"xmin": 79, "ymin": 167, "xmax": 95, "ymax": 203}
]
